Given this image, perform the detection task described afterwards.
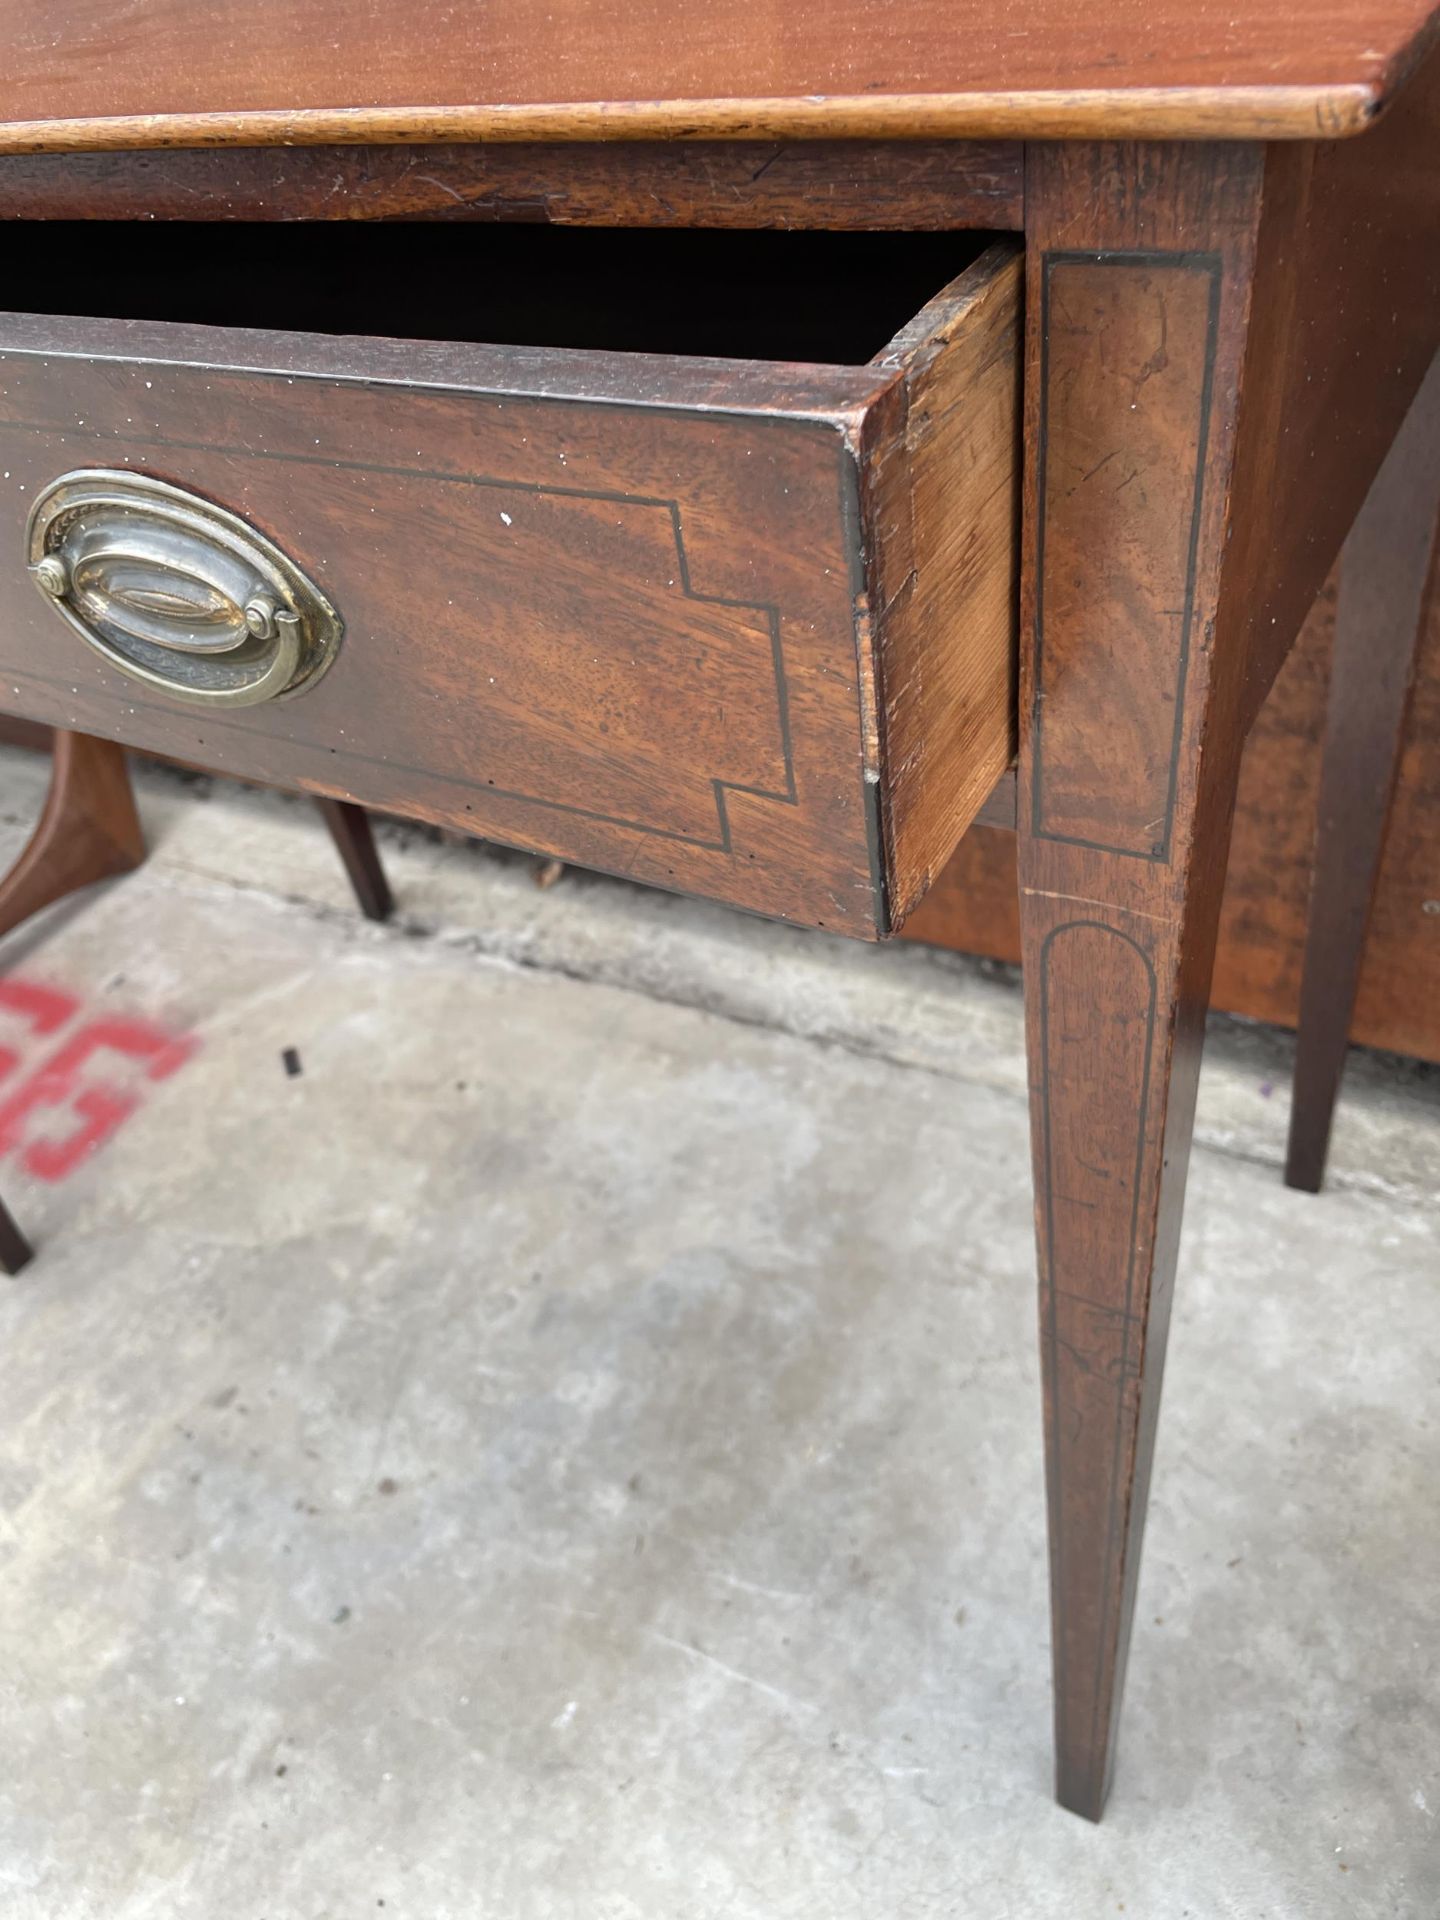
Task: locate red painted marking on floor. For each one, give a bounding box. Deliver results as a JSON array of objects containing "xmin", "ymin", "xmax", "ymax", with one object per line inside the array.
[
  {"xmin": 0, "ymin": 977, "xmax": 199, "ymax": 1182},
  {"xmin": 0, "ymin": 978, "xmax": 82, "ymax": 1084}
]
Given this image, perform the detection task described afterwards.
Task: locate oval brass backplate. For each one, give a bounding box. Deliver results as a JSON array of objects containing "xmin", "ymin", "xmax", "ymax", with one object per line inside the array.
[{"xmin": 27, "ymin": 470, "xmax": 342, "ymax": 708}]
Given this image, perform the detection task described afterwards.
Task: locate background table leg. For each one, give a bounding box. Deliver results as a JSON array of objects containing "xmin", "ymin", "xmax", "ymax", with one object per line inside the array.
[
  {"xmin": 0, "ymin": 730, "xmax": 145, "ymax": 941},
  {"xmin": 313, "ymin": 796, "xmax": 395, "ymax": 923},
  {"xmin": 0, "ymin": 1190, "xmax": 33, "ymax": 1275},
  {"xmin": 0, "ymin": 730, "xmax": 145, "ymax": 1277},
  {"xmin": 1284, "ymin": 354, "xmax": 1440, "ymax": 1192}
]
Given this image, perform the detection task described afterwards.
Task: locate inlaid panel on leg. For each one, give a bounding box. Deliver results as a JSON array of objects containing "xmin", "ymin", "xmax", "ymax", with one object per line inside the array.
[
  {"xmin": 1031, "ymin": 253, "xmax": 1220, "ymax": 859},
  {"xmin": 1020, "ymin": 97, "xmax": 1440, "ymax": 1810},
  {"xmin": 1036, "ymin": 920, "xmax": 1158, "ymax": 1799}
]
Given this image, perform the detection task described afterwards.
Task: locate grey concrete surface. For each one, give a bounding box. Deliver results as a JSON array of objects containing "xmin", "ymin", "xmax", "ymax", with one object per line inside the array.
[{"xmin": 0, "ymin": 749, "xmax": 1436, "ymax": 1919}]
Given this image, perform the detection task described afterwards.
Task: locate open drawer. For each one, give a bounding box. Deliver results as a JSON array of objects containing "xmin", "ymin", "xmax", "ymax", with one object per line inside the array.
[{"xmin": 0, "ymin": 225, "xmax": 1020, "ymax": 938}]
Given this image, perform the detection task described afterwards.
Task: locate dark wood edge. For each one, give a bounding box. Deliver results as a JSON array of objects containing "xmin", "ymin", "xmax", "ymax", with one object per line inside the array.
[
  {"xmin": 0, "ymin": 140, "xmax": 1025, "ymax": 230},
  {"xmin": 871, "ymin": 237, "xmax": 1025, "ymax": 368},
  {"xmin": 0, "ymin": 715, "xmax": 52, "ymax": 755},
  {"xmin": 1283, "ymin": 350, "xmax": 1440, "ymax": 1191},
  {"xmin": 0, "ymin": 1193, "xmax": 32, "ymax": 1276},
  {"xmin": 0, "ymin": 711, "xmax": 1019, "ymax": 918},
  {"xmin": 975, "ymin": 765, "xmax": 1018, "ymax": 830},
  {"xmin": 0, "ymin": 309, "xmax": 894, "ymax": 419},
  {"xmin": 314, "ymin": 797, "xmax": 396, "ymax": 923}
]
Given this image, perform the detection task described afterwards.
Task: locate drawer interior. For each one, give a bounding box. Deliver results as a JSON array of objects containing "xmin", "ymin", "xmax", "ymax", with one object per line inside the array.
[{"xmin": 15, "ymin": 223, "xmax": 996, "ymax": 365}]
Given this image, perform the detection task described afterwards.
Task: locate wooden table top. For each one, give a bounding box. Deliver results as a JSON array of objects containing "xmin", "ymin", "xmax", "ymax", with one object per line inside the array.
[{"xmin": 4, "ymin": 0, "xmax": 1437, "ymax": 152}]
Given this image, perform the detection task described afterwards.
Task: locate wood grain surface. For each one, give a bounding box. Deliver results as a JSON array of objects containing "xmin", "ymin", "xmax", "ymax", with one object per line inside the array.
[
  {"xmin": 1017, "ymin": 140, "xmax": 1272, "ymax": 1820},
  {"xmin": 864, "ymin": 246, "xmax": 1022, "ymax": 920},
  {"xmin": 1030, "ymin": 250, "xmax": 1219, "ymax": 858},
  {"xmin": 0, "ymin": 141, "xmax": 1025, "ymax": 230},
  {"xmin": 0, "ymin": 328, "xmax": 884, "ymax": 936},
  {"xmin": 0, "ymin": 243, "xmax": 1018, "ymax": 939},
  {"xmin": 1002, "ymin": 104, "xmax": 1440, "ymax": 1814},
  {"xmin": 1, "ymin": 0, "xmax": 1436, "ymax": 150},
  {"xmin": 906, "ymin": 557, "xmax": 1440, "ymax": 1067}
]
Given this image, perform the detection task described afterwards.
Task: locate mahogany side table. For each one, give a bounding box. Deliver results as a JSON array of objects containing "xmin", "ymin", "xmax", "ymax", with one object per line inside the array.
[{"xmin": 0, "ymin": 0, "xmax": 1437, "ymax": 1820}]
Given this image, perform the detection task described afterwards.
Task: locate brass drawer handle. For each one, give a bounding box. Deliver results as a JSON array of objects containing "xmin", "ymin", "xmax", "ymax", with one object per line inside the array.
[{"xmin": 27, "ymin": 470, "xmax": 342, "ymax": 708}]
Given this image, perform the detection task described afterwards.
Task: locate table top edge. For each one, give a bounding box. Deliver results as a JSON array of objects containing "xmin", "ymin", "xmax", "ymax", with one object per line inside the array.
[{"xmin": 0, "ymin": 80, "xmax": 1406, "ymax": 158}]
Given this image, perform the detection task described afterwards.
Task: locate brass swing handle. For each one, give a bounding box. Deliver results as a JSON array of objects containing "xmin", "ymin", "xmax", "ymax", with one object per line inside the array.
[{"xmin": 27, "ymin": 470, "xmax": 342, "ymax": 709}]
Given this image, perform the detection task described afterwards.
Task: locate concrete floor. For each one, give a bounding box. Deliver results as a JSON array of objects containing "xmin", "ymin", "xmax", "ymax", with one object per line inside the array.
[{"xmin": 0, "ymin": 748, "xmax": 1436, "ymax": 1919}]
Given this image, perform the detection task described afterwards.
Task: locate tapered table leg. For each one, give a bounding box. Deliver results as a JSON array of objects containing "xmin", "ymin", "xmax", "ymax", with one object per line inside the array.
[
  {"xmin": 1018, "ymin": 144, "xmax": 1271, "ymax": 1819},
  {"xmin": 1284, "ymin": 354, "xmax": 1440, "ymax": 1193},
  {"xmin": 314, "ymin": 797, "xmax": 394, "ymax": 923},
  {"xmin": 0, "ymin": 1191, "xmax": 33, "ymax": 1275}
]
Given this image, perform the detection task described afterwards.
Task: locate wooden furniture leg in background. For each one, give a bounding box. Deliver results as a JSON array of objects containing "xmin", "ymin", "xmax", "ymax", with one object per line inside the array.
[
  {"xmin": 0, "ymin": 729, "xmax": 144, "ymax": 1276},
  {"xmin": 1284, "ymin": 355, "xmax": 1440, "ymax": 1193},
  {"xmin": 0, "ymin": 729, "xmax": 145, "ymax": 941},
  {"xmin": 0, "ymin": 1190, "xmax": 34, "ymax": 1275},
  {"xmin": 0, "ymin": 716, "xmax": 396, "ymax": 929},
  {"xmin": 0, "ymin": 735, "xmax": 395, "ymax": 1271},
  {"xmin": 314, "ymin": 796, "xmax": 395, "ymax": 923}
]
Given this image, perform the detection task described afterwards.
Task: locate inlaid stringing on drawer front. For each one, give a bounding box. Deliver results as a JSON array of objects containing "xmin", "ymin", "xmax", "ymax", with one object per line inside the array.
[{"xmin": 0, "ymin": 240, "xmax": 1020, "ymax": 938}]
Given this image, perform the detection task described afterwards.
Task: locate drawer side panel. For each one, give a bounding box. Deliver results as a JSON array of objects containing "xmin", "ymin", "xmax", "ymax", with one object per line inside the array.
[{"xmin": 865, "ymin": 243, "xmax": 1022, "ymax": 926}]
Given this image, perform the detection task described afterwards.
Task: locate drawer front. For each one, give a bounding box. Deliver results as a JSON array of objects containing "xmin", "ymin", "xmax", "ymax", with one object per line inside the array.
[{"xmin": 0, "ymin": 251, "xmax": 1018, "ymax": 938}]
